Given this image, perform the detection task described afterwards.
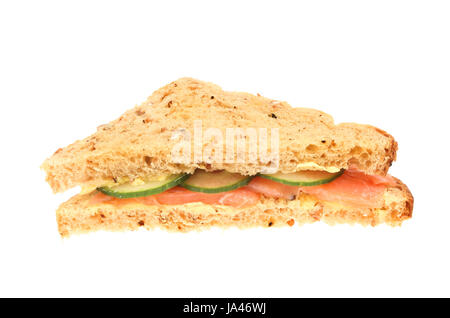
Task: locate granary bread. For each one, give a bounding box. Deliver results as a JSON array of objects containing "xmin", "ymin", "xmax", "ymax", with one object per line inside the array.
[
  {"xmin": 42, "ymin": 78, "xmax": 397, "ymax": 193},
  {"xmin": 43, "ymin": 78, "xmax": 412, "ymax": 237},
  {"xmin": 57, "ymin": 177, "xmax": 412, "ymax": 237}
]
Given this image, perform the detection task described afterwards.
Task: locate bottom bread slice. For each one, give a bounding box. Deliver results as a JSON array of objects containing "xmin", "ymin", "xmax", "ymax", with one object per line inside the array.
[{"xmin": 56, "ymin": 178, "xmax": 413, "ymax": 237}]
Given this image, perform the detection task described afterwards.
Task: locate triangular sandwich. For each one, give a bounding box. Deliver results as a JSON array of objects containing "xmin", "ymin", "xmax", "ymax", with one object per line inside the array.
[{"xmin": 42, "ymin": 78, "xmax": 413, "ymax": 237}]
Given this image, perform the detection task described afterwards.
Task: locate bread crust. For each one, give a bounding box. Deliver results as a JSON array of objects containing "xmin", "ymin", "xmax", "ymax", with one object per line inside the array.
[
  {"xmin": 56, "ymin": 179, "xmax": 413, "ymax": 237},
  {"xmin": 42, "ymin": 78, "xmax": 398, "ymax": 193},
  {"xmin": 390, "ymin": 176, "xmax": 414, "ymax": 221}
]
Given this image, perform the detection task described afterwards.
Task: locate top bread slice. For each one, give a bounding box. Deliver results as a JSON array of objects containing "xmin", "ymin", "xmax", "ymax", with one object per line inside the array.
[{"xmin": 42, "ymin": 78, "xmax": 397, "ymax": 193}]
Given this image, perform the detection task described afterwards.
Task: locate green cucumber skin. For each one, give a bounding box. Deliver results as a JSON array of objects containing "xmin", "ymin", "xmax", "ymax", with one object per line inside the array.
[
  {"xmin": 180, "ymin": 176, "xmax": 253, "ymax": 193},
  {"xmin": 259, "ymin": 169, "xmax": 344, "ymax": 187},
  {"xmin": 97, "ymin": 174, "xmax": 190, "ymax": 199}
]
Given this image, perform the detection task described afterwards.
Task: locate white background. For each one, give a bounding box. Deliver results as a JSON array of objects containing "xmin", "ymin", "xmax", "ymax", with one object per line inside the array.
[{"xmin": 1, "ymin": 0, "xmax": 449, "ymax": 297}]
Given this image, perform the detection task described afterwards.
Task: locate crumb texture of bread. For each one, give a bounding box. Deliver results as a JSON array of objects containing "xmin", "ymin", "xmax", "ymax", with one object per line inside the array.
[
  {"xmin": 42, "ymin": 77, "xmax": 397, "ymax": 193},
  {"xmin": 57, "ymin": 178, "xmax": 413, "ymax": 237}
]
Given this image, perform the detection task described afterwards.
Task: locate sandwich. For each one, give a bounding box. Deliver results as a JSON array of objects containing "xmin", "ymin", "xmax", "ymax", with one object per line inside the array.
[{"xmin": 42, "ymin": 78, "xmax": 413, "ymax": 237}]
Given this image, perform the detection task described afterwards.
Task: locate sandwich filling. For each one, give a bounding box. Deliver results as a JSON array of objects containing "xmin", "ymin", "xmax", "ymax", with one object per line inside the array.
[{"xmin": 89, "ymin": 168, "xmax": 396, "ymax": 209}]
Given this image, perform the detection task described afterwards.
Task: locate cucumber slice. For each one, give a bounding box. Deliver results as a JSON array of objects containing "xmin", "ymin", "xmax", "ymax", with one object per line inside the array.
[
  {"xmin": 180, "ymin": 170, "xmax": 253, "ymax": 193},
  {"xmin": 98, "ymin": 174, "xmax": 189, "ymax": 198},
  {"xmin": 259, "ymin": 169, "xmax": 344, "ymax": 186}
]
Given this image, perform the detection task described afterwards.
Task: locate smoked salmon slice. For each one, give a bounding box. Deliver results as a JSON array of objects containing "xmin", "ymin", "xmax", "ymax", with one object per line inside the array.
[
  {"xmin": 150, "ymin": 186, "xmax": 259, "ymax": 207},
  {"xmin": 247, "ymin": 170, "xmax": 396, "ymax": 207},
  {"xmin": 245, "ymin": 176, "xmax": 299, "ymax": 200},
  {"xmin": 300, "ymin": 169, "xmax": 395, "ymax": 207},
  {"xmin": 90, "ymin": 186, "xmax": 260, "ymax": 208}
]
